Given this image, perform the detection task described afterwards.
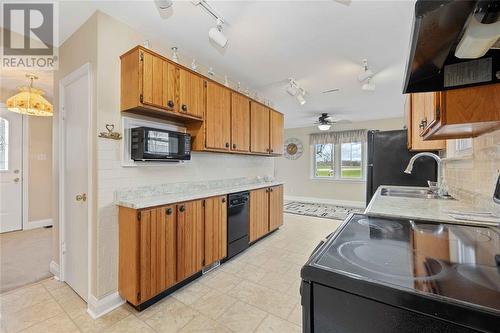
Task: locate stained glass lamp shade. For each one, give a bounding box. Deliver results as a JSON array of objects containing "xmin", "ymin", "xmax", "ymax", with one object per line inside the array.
[{"xmin": 6, "ymin": 75, "xmax": 53, "ymax": 117}]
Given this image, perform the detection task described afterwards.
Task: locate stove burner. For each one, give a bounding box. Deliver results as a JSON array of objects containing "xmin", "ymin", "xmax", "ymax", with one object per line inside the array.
[
  {"xmin": 338, "ymin": 240, "xmax": 447, "ymax": 281},
  {"xmin": 456, "ymin": 264, "xmax": 500, "ymax": 291},
  {"xmin": 357, "ymin": 218, "xmax": 403, "ymax": 233}
]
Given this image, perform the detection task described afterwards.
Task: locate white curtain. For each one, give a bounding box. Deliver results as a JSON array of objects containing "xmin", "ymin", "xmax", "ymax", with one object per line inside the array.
[{"xmin": 310, "ymin": 129, "xmax": 368, "ymax": 145}]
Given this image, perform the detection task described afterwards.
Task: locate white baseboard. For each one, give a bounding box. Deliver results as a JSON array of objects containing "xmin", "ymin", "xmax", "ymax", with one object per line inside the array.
[
  {"xmin": 24, "ymin": 218, "xmax": 53, "ymax": 230},
  {"xmin": 49, "ymin": 260, "xmax": 60, "ymax": 279},
  {"xmin": 285, "ymin": 195, "xmax": 365, "ymax": 208},
  {"xmin": 87, "ymin": 292, "xmax": 125, "ymax": 319}
]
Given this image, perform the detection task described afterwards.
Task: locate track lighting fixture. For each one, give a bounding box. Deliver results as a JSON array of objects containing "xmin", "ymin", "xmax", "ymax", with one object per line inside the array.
[
  {"xmin": 208, "ymin": 18, "xmax": 228, "ymax": 48},
  {"xmin": 296, "ymin": 89, "xmax": 307, "ymax": 105},
  {"xmin": 358, "ymin": 59, "xmax": 374, "ymax": 82},
  {"xmin": 361, "ymin": 78, "xmax": 376, "ymax": 91},
  {"xmin": 286, "ymin": 79, "xmax": 307, "ymax": 105}
]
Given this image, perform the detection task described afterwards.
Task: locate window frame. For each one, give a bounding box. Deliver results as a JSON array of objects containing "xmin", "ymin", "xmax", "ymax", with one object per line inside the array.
[{"xmin": 311, "ymin": 141, "xmax": 367, "ymax": 182}]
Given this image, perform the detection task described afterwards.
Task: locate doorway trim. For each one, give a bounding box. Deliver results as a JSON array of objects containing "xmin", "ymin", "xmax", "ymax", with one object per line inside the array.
[
  {"xmin": 0, "ymin": 103, "xmax": 29, "ymax": 232},
  {"xmin": 58, "ymin": 62, "xmax": 93, "ymax": 304}
]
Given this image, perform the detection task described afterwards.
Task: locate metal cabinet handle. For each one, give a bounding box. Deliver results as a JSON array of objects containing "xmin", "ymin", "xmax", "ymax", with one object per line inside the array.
[
  {"xmin": 181, "ymin": 104, "xmax": 188, "ymax": 112},
  {"xmin": 225, "ymin": 142, "xmax": 230, "ymax": 148},
  {"xmin": 166, "ymin": 207, "xmax": 173, "ymax": 215},
  {"xmin": 232, "ymin": 143, "xmax": 236, "ymax": 149},
  {"xmin": 222, "ymin": 197, "xmax": 226, "ymax": 203},
  {"xmin": 167, "ymin": 100, "xmax": 174, "ymax": 108},
  {"xmin": 179, "ymin": 205, "xmax": 185, "ymax": 212},
  {"xmin": 419, "ymin": 119, "xmax": 428, "ymax": 129},
  {"xmin": 76, "ymin": 193, "xmax": 87, "ymax": 202}
]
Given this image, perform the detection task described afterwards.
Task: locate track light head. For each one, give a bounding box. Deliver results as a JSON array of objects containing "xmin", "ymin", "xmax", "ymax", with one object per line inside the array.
[
  {"xmin": 286, "ymin": 79, "xmax": 299, "ymax": 96},
  {"xmin": 296, "ymin": 91, "xmax": 306, "ymax": 105},
  {"xmin": 209, "ymin": 19, "xmax": 228, "ymax": 48},
  {"xmin": 361, "ymin": 78, "xmax": 376, "ymax": 91}
]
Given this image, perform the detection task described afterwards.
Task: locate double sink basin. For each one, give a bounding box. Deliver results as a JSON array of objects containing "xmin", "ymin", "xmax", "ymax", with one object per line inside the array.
[{"xmin": 380, "ymin": 187, "xmax": 454, "ymax": 200}]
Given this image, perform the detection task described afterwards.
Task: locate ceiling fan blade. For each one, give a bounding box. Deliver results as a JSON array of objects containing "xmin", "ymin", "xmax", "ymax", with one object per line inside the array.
[{"xmin": 322, "ymin": 88, "xmax": 340, "ymax": 94}]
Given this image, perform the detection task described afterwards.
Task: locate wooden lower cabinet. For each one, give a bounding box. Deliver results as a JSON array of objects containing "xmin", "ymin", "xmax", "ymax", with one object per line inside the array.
[
  {"xmin": 119, "ymin": 186, "xmax": 281, "ymax": 308},
  {"xmin": 269, "ymin": 186, "xmax": 284, "ymax": 231},
  {"xmin": 176, "ymin": 200, "xmax": 204, "ymax": 282},
  {"xmin": 249, "ymin": 185, "xmax": 284, "ymax": 242},
  {"xmin": 119, "ymin": 206, "xmax": 177, "ymax": 306},
  {"xmin": 204, "ymin": 196, "xmax": 228, "ymax": 266}
]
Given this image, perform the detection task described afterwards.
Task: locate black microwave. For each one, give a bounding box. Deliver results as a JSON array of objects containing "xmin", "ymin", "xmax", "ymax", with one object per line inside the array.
[{"xmin": 131, "ymin": 127, "xmax": 191, "ymax": 161}]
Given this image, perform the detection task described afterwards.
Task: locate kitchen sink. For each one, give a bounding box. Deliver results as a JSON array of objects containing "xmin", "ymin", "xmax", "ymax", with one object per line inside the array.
[{"xmin": 380, "ymin": 187, "xmax": 453, "ymax": 200}]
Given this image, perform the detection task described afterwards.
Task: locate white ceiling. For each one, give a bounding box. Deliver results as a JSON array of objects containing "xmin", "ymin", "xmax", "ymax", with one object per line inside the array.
[{"xmin": 56, "ymin": 0, "xmax": 415, "ymax": 128}]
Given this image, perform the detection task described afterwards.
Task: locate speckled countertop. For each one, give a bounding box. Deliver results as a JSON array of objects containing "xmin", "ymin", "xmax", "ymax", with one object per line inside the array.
[
  {"xmin": 365, "ymin": 185, "xmax": 499, "ymax": 227},
  {"xmin": 115, "ymin": 177, "xmax": 283, "ymax": 209}
]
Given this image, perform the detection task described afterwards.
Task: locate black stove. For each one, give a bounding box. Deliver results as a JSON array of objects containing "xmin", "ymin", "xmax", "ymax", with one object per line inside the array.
[{"xmin": 301, "ymin": 214, "xmax": 500, "ymax": 333}]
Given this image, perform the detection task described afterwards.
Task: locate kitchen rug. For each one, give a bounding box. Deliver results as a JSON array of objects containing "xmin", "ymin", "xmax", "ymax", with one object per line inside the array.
[{"xmin": 284, "ymin": 201, "xmax": 363, "ymax": 220}]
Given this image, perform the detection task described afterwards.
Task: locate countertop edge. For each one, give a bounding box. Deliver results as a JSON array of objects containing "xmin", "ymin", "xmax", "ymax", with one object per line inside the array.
[{"xmin": 116, "ymin": 181, "xmax": 284, "ymax": 210}]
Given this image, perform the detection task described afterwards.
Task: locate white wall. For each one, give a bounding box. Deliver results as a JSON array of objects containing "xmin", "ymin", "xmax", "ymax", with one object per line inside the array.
[{"xmin": 276, "ymin": 118, "xmax": 404, "ymax": 206}]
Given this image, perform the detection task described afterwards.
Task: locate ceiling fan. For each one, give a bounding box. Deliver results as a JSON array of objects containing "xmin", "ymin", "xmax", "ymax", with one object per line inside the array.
[{"xmin": 314, "ymin": 113, "xmax": 350, "ymax": 131}]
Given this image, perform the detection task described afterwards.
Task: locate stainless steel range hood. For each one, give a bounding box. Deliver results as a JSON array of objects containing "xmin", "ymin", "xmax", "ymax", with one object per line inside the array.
[{"xmin": 403, "ymin": 0, "xmax": 499, "ymax": 93}]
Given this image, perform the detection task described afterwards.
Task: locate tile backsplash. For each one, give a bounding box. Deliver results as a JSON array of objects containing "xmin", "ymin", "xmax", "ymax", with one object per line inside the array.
[{"xmin": 443, "ymin": 129, "xmax": 500, "ymax": 214}]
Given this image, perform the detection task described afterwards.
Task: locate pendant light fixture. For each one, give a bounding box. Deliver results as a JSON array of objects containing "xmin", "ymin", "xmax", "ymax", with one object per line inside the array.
[{"xmin": 6, "ymin": 74, "xmax": 53, "ymax": 117}]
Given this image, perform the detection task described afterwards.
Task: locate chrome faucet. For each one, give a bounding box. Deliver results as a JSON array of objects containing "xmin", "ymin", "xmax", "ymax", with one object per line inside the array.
[{"xmin": 404, "ymin": 152, "xmax": 448, "ymax": 197}]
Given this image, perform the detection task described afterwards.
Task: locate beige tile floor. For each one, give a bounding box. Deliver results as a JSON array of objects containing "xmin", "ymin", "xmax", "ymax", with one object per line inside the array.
[{"xmin": 0, "ymin": 214, "xmax": 342, "ymax": 333}]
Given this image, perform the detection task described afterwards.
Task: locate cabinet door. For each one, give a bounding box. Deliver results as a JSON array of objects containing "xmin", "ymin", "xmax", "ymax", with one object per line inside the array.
[
  {"xmin": 269, "ymin": 185, "xmax": 283, "ymax": 231},
  {"xmin": 141, "ymin": 52, "xmax": 167, "ymax": 109},
  {"xmin": 270, "ymin": 110, "xmax": 284, "ymax": 155},
  {"xmin": 204, "ymin": 196, "xmax": 227, "ymax": 266},
  {"xmin": 205, "ymin": 82, "xmax": 231, "ymax": 150},
  {"xmin": 231, "ymin": 93, "xmax": 251, "ymax": 152},
  {"xmin": 162, "ymin": 62, "xmax": 176, "ymax": 112},
  {"xmin": 177, "ymin": 200, "xmax": 204, "ymax": 281},
  {"xmin": 139, "ymin": 206, "xmax": 177, "ymax": 302},
  {"xmin": 178, "ymin": 68, "xmax": 205, "ymax": 119},
  {"xmin": 250, "ymin": 102, "xmax": 270, "ymax": 154},
  {"xmin": 249, "ymin": 188, "xmax": 269, "ymax": 242},
  {"xmin": 409, "ymin": 94, "xmax": 446, "ymax": 151}
]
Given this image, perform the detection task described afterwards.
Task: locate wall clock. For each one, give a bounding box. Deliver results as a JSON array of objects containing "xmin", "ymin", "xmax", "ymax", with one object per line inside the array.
[{"xmin": 284, "ymin": 138, "xmax": 303, "ymax": 160}]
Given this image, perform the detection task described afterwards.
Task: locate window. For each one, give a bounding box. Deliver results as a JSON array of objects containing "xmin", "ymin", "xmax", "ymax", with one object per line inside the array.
[
  {"xmin": 313, "ymin": 142, "xmax": 365, "ymax": 180},
  {"xmin": 0, "ymin": 117, "xmax": 8, "ymax": 171}
]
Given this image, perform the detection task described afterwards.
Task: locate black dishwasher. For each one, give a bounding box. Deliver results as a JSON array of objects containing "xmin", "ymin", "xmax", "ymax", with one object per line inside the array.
[{"xmin": 227, "ymin": 191, "xmax": 249, "ymax": 260}]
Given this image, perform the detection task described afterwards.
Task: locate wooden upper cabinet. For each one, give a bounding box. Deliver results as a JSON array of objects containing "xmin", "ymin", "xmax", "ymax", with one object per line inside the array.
[
  {"xmin": 178, "ymin": 68, "xmax": 205, "ymax": 119},
  {"xmin": 176, "ymin": 200, "xmax": 204, "ymax": 282},
  {"xmin": 269, "ymin": 185, "xmax": 284, "ymax": 232},
  {"xmin": 250, "ymin": 102, "xmax": 270, "ymax": 154},
  {"xmin": 231, "ymin": 93, "xmax": 251, "ymax": 152},
  {"xmin": 249, "ymin": 188, "xmax": 269, "ymax": 242},
  {"xmin": 411, "ymin": 92, "xmax": 438, "ymax": 136},
  {"xmin": 204, "ymin": 196, "xmax": 227, "ymax": 266},
  {"xmin": 205, "ymin": 82, "xmax": 231, "ymax": 150},
  {"xmin": 423, "ymin": 84, "xmax": 500, "ymax": 140},
  {"xmin": 270, "ymin": 111, "xmax": 284, "ymax": 155},
  {"xmin": 407, "ymin": 94, "xmax": 446, "ymax": 151}
]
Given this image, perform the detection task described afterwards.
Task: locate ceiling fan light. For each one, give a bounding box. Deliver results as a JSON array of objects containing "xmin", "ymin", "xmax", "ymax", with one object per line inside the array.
[
  {"xmin": 296, "ymin": 93, "xmax": 306, "ymax": 105},
  {"xmin": 318, "ymin": 124, "xmax": 331, "ymax": 131}
]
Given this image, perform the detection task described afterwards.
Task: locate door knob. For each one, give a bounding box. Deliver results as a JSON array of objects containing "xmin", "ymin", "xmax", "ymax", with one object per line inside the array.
[
  {"xmin": 76, "ymin": 193, "xmax": 87, "ymax": 202},
  {"xmin": 167, "ymin": 100, "xmax": 174, "ymax": 108},
  {"xmin": 225, "ymin": 142, "xmax": 230, "ymax": 148},
  {"xmin": 181, "ymin": 104, "xmax": 188, "ymax": 112},
  {"xmin": 221, "ymin": 197, "xmax": 226, "ymax": 203},
  {"xmin": 13, "ymin": 177, "xmax": 20, "ymax": 183},
  {"xmin": 232, "ymin": 143, "xmax": 236, "ymax": 149},
  {"xmin": 166, "ymin": 207, "xmax": 173, "ymax": 215},
  {"xmin": 179, "ymin": 205, "xmax": 185, "ymax": 212}
]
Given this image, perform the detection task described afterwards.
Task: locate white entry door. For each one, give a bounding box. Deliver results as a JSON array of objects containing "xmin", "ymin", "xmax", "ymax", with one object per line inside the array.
[
  {"xmin": 61, "ymin": 65, "xmax": 90, "ymax": 301},
  {"xmin": 0, "ymin": 107, "xmax": 23, "ymax": 233}
]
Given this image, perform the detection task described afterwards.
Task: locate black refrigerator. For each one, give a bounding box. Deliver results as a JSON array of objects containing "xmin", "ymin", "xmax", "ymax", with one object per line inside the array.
[{"xmin": 366, "ymin": 130, "xmax": 438, "ymax": 205}]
